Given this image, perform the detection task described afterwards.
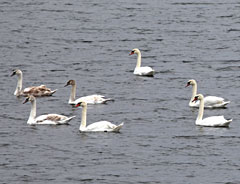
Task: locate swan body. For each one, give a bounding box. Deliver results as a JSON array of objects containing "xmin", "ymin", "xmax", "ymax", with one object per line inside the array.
[
  {"xmin": 134, "ymin": 67, "xmax": 155, "ymax": 76},
  {"xmin": 192, "ymin": 94, "xmax": 232, "ymax": 127},
  {"xmin": 64, "ymin": 80, "xmax": 113, "ymax": 105},
  {"xmin": 11, "ymin": 69, "xmax": 57, "ymax": 97},
  {"xmin": 186, "ymin": 79, "xmax": 230, "ymax": 108},
  {"xmin": 23, "ymin": 95, "xmax": 75, "ymax": 125},
  {"xmin": 129, "ymin": 48, "xmax": 155, "ymax": 76},
  {"xmin": 75, "ymin": 101, "xmax": 123, "ymax": 132}
]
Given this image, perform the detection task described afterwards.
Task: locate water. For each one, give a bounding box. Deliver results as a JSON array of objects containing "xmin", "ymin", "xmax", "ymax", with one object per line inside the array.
[{"xmin": 0, "ymin": 0, "xmax": 240, "ymax": 183}]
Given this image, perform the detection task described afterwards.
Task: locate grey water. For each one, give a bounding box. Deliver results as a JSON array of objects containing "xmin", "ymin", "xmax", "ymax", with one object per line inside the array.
[{"xmin": 0, "ymin": 0, "xmax": 240, "ymax": 183}]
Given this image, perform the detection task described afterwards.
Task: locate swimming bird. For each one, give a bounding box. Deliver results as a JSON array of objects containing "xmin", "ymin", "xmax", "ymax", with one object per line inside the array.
[
  {"xmin": 75, "ymin": 101, "xmax": 123, "ymax": 132},
  {"xmin": 11, "ymin": 69, "xmax": 57, "ymax": 97},
  {"xmin": 64, "ymin": 80, "xmax": 114, "ymax": 105},
  {"xmin": 192, "ymin": 94, "xmax": 232, "ymax": 127},
  {"xmin": 23, "ymin": 95, "xmax": 75, "ymax": 125},
  {"xmin": 129, "ymin": 48, "xmax": 155, "ymax": 76},
  {"xmin": 186, "ymin": 79, "xmax": 230, "ymax": 108}
]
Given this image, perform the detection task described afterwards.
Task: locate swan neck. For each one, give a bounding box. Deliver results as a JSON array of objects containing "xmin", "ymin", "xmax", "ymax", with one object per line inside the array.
[
  {"xmin": 15, "ymin": 73, "xmax": 23, "ymax": 95},
  {"xmin": 190, "ymin": 83, "xmax": 197, "ymax": 102},
  {"xmin": 28, "ymin": 99, "xmax": 36, "ymax": 123},
  {"xmin": 197, "ymin": 98, "xmax": 204, "ymax": 121},
  {"xmin": 80, "ymin": 105, "xmax": 87, "ymax": 130},
  {"xmin": 69, "ymin": 84, "xmax": 76, "ymax": 103},
  {"xmin": 136, "ymin": 52, "xmax": 141, "ymax": 68}
]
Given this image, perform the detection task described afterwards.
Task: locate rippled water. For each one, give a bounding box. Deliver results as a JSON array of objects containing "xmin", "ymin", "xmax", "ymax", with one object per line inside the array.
[{"xmin": 1, "ymin": 0, "xmax": 240, "ymax": 183}]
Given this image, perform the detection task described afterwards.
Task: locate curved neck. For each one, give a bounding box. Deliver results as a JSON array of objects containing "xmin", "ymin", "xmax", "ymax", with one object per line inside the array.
[
  {"xmin": 197, "ymin": 99, "xmax": 204, "ymax": 121},
  {"xmin": 80, "ymin": 105, "xmax": 87, "ymax": 130},
  {"xmin": 136, "ymin": 52, "xmax": 141, "ymax": 68},
  {"xmin": 15, "ymin": 74, "xmax": 23, "ymax": 96},
  {"xmin": 28, "ymin": 99, "xmax": 36, "ymax": 124},
  {"xmin": 190, "ymin": 83, "xmax": 197, "ymax": 102},
  {"xmin": 69, "ymin": 84, "xmax": 76, "ymax": 103}
]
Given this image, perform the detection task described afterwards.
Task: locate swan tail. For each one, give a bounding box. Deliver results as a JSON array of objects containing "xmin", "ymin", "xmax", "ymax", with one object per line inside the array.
[
  {"xmin": 142, "ymin": 71, "xmax": 155, "ymax": 77},
  {"xmin": 50, "ymin": 89, "xmax": 58, "ymax": 95},
  {"xmin": 113, "ymin": 122, "xmax": 124, "ymax": 132},
  {"xmin": 58, "ymin": 116, "xmax": 76, "ymax": 124},
  {"xmin": 223, "ymin": 119, "xmax": 232, "ymax": 127},
  {"xmin": 148, "ymin": 70, "xmax": 155, "ymax": 76},
  {"xmin": 210, "ymin": 101, "xmax": 230, "ymax": 108},
  {"xmin": 103, "ymin": 98, "xmax": 115, "ymax": 103},
  {"xmin": 221, "ymin": 101, "xmax": 230, "ymax": 107},
  {"xmin": 216, "ymin": 119, "xmax": 232, "ymax": 127}
]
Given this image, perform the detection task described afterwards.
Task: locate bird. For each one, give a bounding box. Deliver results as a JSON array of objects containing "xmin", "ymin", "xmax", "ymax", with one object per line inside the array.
[
  {"xmin": 192, "ymin": 94, "xmax": 232, "ymax": 127},
  {"xmin": 11, "ymin": 69, "xmax": 57, "ymax": 97},
  {"xmin": 64, "ymin": 80, "xmax": 114, "ymax": 105},
  {"xmin": 186, "ymin": 79, "xmax": 230, "ymax": 108},
  {"xmin": 129, "ymin": 48, "xmax": 155, "ymax": 76},
  {"xmin": 23, "ymin": 95, "xmax": 75, "ymax": 125},
  {"xmin": 75, "ymin": 101, "xmax": 124, "ymax": 132}
]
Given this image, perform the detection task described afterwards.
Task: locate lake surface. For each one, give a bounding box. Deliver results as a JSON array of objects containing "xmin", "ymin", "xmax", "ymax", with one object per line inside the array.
[{"xmin": 0, "ymin": 0, "xmax": 240, "ymax": 183}]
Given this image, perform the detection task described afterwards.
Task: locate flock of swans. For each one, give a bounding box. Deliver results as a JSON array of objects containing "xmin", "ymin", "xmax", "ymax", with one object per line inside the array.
[{"xmin": 11, "ymin": 48, "xmax": 232, "ymax": 132}]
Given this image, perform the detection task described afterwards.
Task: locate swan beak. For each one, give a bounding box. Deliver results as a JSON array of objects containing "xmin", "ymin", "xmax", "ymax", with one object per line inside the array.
[
  {"xmin": 10, "ymin": 71, "xmax": 16, "ymax": 77},
  {"xmin": 75, "ymin": 102, "xmax": 83, "ymax": 108},
  {"xmin": 185, "ymin": 84, "xmax": 190, "ymax": 87},
  {"xmin": 129, "ymin": 51, "xmax": 134, "ymax": 55},
  {"xmin": 192, "ymin": 98, "xmax": 198, "ymax": 103},
  {"xmin": 64, "ymin": 83, "xmax": 69, "ymax": 87},
  {"xmin": 75, "ymin": 103, "xmax": 81, "ymax": 108},
  {"xmin": 22, "ymin": 98, "xmax": 29, "ymax": 104}
]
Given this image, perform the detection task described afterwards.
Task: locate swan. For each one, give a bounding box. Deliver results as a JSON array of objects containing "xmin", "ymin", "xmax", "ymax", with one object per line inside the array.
[
  {"xmin": 11, "ymin": 69, "xmax": 57, "ymax": 97},
  {"xmin": 129, "ymin": 48, "xmax": 155, "ymax": 76},
  {"xmin": 64, "ymin": 80, "xmax": 114, "ymax": 105},
  {"xmin": 75, "ymin": 101, "xmax": 124, "ymax": 132},
  {"xmin": 192, "ymin": 94, "xmax": 232, "ymax": 127},
  {"xmin": 23, "ymin": 95, "xmax": 75, "ymax": 125},
  {"xmin": 186, "ymin": 79, "xmax": 230, "ymax": 108}
]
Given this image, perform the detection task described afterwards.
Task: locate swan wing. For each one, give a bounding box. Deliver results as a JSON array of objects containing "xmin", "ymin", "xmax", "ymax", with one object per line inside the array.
[
  {"xmin": 23, "ymin": 85, "xmax": 57, "ymax": 97},
  {"xmin": 134, "ymin": 67, "xmax": 155, "ymax": 76},
  {"xmin": 197, "ymin": 116, "xmax": 232, "ymax": 127},
  {"xmin": 35, "ymin": 114, "xmax": 73, "ymax": 125},
  {"xmin": 190, "ymin": 96, "xmax": 230, "ymax": 108},
  {"xmin": 90, "ymin": 94, "xmax": 105, "ymax": 98},
  {"xmin": 85, "ymin": 121, "xmax": 118, "ymax": 132},
  {"xmin": 204, "ymin": 96, "xmax": 224, "ymax": 105},
  {"xmin": 74, "ymin": 95, "xmax": 110, "ymax": 104}
]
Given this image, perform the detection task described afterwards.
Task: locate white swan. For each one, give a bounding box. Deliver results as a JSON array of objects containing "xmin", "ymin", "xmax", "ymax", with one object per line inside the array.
[
  {"xmin": 11, "ymin": 69, "xmax": 57, "ymax": 97},
  {"xmin": 64, "ymin": 80, "xmax": 114, "ymax": 105},
  {"xmin": 75, "ymin": 101, "xmax": 124, "ymax": 132},
  {"xmin": 129, "ymin": 48, "xmax": 155, "ymax": 76},
  {"xmin": 23, "ymin": 95, "xmax": 75, "ymax": 125},
  {"xmin": 186, "ymin": 79, "xmax": 230, "ymax": 108},
  {"xmin": 192, "ymin": 94, "xmax": 232, "ymax": 127}
]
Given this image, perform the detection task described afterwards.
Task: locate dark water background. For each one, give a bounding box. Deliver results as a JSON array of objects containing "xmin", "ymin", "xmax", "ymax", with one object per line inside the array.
[{"xmin": 1, "ymin": 0, "xmax": 240, "ymax": 183}]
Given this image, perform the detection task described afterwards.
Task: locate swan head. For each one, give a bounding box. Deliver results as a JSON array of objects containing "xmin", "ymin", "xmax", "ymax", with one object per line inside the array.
[
  {"xmin": 75, "ymin": 101, "xmax": 87, "ymax": 108},
  {"xmin": 64, "ymin": 80, "xmax": 76, "ymax": 87},
  {"xmin": 192, "ymin": 94, "xmax": 204, "ymax": 103},
  {"xmin": 129, "ymin": 48, "xmax": 140, "ymax": 55},
  {"xmin": 186, "ymin": 79, "xmax": 196, "ymax": 87},
  {"xmin": 11, "ymin": 69, "xmax": 22, "ymax": 77},
  {"xmin": 23, "ymin": 95, "xmax": 35, "ymax": 104}
]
